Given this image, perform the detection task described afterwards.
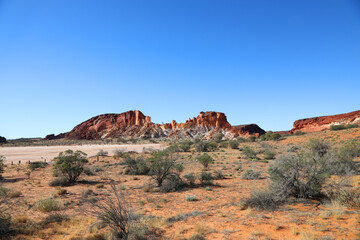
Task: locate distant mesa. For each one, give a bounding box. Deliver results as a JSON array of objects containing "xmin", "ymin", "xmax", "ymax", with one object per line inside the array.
[
  {"xmin": 290, "ymin": 110, "xmax": 360, "ymax": 133},
  {"xmin": 0, "ymin": 136, "xmax": 7, "ymax": 144},
  {"xmin": 48, "ymin": 110, "xmax": 265, "ymax": 140}
]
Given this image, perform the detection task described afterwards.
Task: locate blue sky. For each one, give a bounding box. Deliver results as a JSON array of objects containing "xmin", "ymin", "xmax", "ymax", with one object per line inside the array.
[{"xmin": 1, "ymin": 0, "xmax": 360, "ymax": 139}]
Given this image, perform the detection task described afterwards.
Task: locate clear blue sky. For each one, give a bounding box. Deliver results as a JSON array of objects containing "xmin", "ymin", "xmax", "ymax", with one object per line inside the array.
[{"xmin": 1, "ymin": 0, "xmax": 360, "ymax": 139}]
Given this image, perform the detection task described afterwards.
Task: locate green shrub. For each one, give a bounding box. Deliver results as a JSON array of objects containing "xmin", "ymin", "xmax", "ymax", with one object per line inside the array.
[
  {"xmin": 243, "ymin": 188, "xmax": 285, "ymax": 211},
  {"xmin": 184, "ymin": 173, "xmax": 196, "ymax": 186},
  {"xmin": 213, "ymin": 170, "xmax": 225, "ymax": 180},
  {"xmin": 263, "ymin": 149, "xmax": 276, "ymax": 160},
  {"xmin": 229, "ymin": 140, "xmax": 239, "ymax": 149},
  {"xmin": 330, "ymin": 189, "xmax": 360, "ymax": 208},
  {"xmin": 293, "ymin": 131, "xmax": 305, "ymax": 135},
  {"xmin": 214, "ymin": 133, "xmax": 224, "ymax": 143},
  {"xmin": 49, "ymin": 176, "xmax": 69, "ymax": 187},
  {"xmin": 0, "ymin": 210, "xmax": 11, "ymax": 235},
  {"xmin": 123, "ymin": 157, "xmax": 149, "ymax": 175},
  {"xmin": 260, "ymin": 131, "xmax": 281, "ymax": 141},
  {"xmin": 28, "ymin": 161, "xmax": 48, "ymax": 171},
  {"xmin": 248, "ymin": 136, "xmax": 257, "ymax": 142},
  {"xmin": 332, "ymin": 141, "xmax": 360, "ymax": 175},
  {"xmin": 330, "ymin": 124, "xmax": 359, "ymax": 131},
  {"xmin": 35, "ymin": 198, "xmax": 61, "ymax": 212},
  {"xmin": 197, "ymin": 153, "xmax": 214, "ymax": 170},
  {"xmin": 241, "ymin": 169, "xmax": 261, "ymax": 180},
  {"xmin": 242, "ymin": 146, "xmax": 258, "ymax": 160},
  {"xmin": 269, "ymin": 139, "xmax": 333, "ymax": 199},
  {"xmin": 160, "ymin": 174, "xmax": 184, "ymax": 193},
  {"xmin": 195, "ymin": 141, "xmax": 217, "ymax": 152},
  {"xmin": 53, "ymin": 150, "xmax": 88, "ymax": 184},
  {"xmin": 199, "ymin": 171, "xmax": 213, "ymax": 185},
  {"xmin": 113, "ymin": 149, "xmax": 127, "ymax": 159},
  {"xmin": 179, "ymin": 140, "xmax": 192, "ymax": 152}
]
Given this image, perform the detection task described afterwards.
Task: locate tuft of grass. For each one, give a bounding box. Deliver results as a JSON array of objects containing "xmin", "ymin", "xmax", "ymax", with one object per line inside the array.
[
  {"xmin": 34, "ymin": 198, "xmax": 61, "ymax": 212},
  {"xmin": 186, "ymin": 195, "xmax": 198, "ymax": 201}
]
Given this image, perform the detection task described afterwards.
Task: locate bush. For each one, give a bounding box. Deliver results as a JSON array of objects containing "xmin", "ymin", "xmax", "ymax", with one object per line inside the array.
[
  {"xmin": 229, "ymin": 140, "xmax": 239, "ymax": 149},
  {"xmin": 28, "ymin": 161, "xmax": 48, "ymax": 171},
  {"xmin": 165, "ymin": 144, "xmax": 181, "ymax": 153},
  {"xmin": 330, "ymin": 124, "xmax": 359, "ymax": 131},
  {"xmin": 195, "ymin": 141, "xmax": 217, "ymax": 152},
  {"xmin": 186, "ymin": 195, "xmax": 197, "ymax": 201},
  {"xmin": 0, "ymin": 156, "xmax": 5, "ymax": 179},
  {"xmin": 160, "ymin": 174, "xmax": 184, "ymax": 193},
  {"xmin": 248, "ymin": 136, "xmax": 257, "ymax": 142},
  {"xmin": 241, "ymin": 169, "xmax": 261, "ymax": 180},
  {"xmin": 35, "ymin": 198, "xmax": 61, "ymax": 212},
  {"xmin": 213, "ymin": 170, "xmax": 225, "ymax": 180},
  {"xmin": 147, "ymin": 151, "xmax": 181, "ymax": 187},
  {"xmin": 0, "ymin": 210, "xmax": 10, "ymax": 235},
  {"xmin": 214, "ymin": 133, "xmax": 224, "ymax": 143},
  {"xmin": 42, "ymin": 213, "xmax": 69, "ymax": 225},
  {"xmin": 92, "ymin": 184, "xmax": 132, "ymax": 239},
  {"xmin": 330, "ymin": 189, "xmax": 360, "ymax": 208},
  {"xmin": 123, "ymin": 157, "xmax": 149, "ymax": 175},
  {"xmin": 49, "ymin": 176, "xmax": 69, "ymax": 187},
  {"xmin": 97, "ymin": 149, "xmax": 108, "ymax": 156},
  {"xmin": 332, "ymin": 141, "xmax": 360, "ymax": 175},
  {"xmin": 241, "ymin": 146, "xmax": 258, "ymax": 160},
  {"xmin": 113, "ymin": 149, "xmax": 127, "ymax": 159},
  {"xmin": 263, "ymin": 149, "xmax": 276, "ymax": 160},
  {"xmin": 268, "ymin": 139, "xmax": 333, "ymax": 199},
  {"xmin": 199, "ymin": 171, "xmax": 213, "ymax": 185},
  {"xmin": 184, "ymin": 173, "xmax": 196, "ymax": 186},
  {"xmin": 53, "ymin": 150, "xmax": 88, "ymax": 184},
  {"xmin": 197, "ymin": 153, "xmax": 214, "ymax": 170},
  {"xmin": 243, "ymin": 188, "xmax": 285, "ymax": 211},
  {"xmin": 179, "ymin": 140, "xmax": 192, "ymax": 152},
  {"xmin": 260, "ymin": 131, "xmax": 281, "ymax": 141},
  {"xmin": 293, "ymin": 131, "xmax": 305, "ymax": 135}
]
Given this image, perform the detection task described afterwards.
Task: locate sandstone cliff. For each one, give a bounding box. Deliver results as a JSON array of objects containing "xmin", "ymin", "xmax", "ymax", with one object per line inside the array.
[
  {"xmin": 56, "ymin": 110, "xmax": 265, "ymax": 140},
  {"xmin": 290, "ymin": 110, "xmax": 360, "ymax": 133}
]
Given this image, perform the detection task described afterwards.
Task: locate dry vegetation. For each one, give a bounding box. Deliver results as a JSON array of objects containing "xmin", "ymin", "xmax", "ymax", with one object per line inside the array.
[{"xmin": 0, "ymin": 128, "xmax": 360, "ymax": 239}]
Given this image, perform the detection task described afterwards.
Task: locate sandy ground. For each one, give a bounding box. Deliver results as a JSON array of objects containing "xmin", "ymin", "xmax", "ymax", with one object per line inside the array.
[{"xmin": 0, "ymin": 144, "xmax": 164, "ymax": 164}]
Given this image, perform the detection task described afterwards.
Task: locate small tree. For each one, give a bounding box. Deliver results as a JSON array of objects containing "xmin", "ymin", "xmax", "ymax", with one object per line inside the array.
[
  {"xmin": 0, "ymin": 156, "xmax": 5, "ymax": 180},
  {"xmin": 214, "ymin": 133, "xmax": 224, "ymax": 143},
  {"xmin": 53, "ymin": 150, "xmax": 88, "ymax": 184},
  {"xmin": 147, "ymin": 151, "xmax": 179, "ymax": 186},
  {"xmin": 179, "ymin": 141, "xmax": 192, "ymax": 152},
  {"xmin": 229, "ymin": 140, "xmax": 239, "ymax": 149},
  {"xmin": 197, "ymin": 153, "xmax": 214, "ymax": 170}
]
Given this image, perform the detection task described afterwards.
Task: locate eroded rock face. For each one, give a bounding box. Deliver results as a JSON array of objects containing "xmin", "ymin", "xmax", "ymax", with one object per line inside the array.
[
  {"xmin": 290, "ymin": 110, "xmax": 360, "ymax": 133},
  {"xmin": 0, "ymin": 136, "xmax": 7, "ymax": 144},
  {"xmin": 56, "ymin": 110, "xmax": 265, "ymax": 140}
]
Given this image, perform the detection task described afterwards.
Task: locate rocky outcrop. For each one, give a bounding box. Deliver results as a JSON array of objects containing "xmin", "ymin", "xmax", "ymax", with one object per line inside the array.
[
  {"xmin": 58, "ymin": 110, "xmax": 265, "ymax": 140},
  {"xmin": 0, "ymin": 136, "xmax": 7, "ymax": 144},
  {"xmin": 290, "ymin": 110, "xmax": 360, "ymax": 133}
]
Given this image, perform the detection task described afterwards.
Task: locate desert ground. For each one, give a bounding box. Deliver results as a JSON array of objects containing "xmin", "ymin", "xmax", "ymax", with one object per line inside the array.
[
  {"xmin": 0, "ymin": 129, "xmax": 359, "ymax": 240},
  {"xmin": 0, "ymin": 144, "xmax": 164, "ymax": 165}
]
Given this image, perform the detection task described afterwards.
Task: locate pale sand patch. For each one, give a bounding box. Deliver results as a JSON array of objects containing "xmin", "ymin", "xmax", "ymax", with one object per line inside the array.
[{"xmin": 0, "ymin": 144, "xmax": 165, "ymax": 164}]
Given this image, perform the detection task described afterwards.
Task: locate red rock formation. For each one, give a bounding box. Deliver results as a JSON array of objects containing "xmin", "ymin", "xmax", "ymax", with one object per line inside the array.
[
  {"xmin": 56, "ymin": 110, "xmax": 265, "ymax": 140},
  {"xmin": 290, "ymin": 110, "xmax": 360, "ymax": 133}
]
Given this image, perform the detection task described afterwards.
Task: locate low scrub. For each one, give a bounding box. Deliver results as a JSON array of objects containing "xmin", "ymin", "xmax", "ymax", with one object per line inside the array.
[
  {"xmin": 35, "ymin": 198, "xmax": 61, "ymax": 212},
  {"xmin": 330, "ymin": 124, "xmax": 359, "ymax": 131},
  {"xmin": 28, "ymin": 161, "xmax": 48, "ymax": 171},
  {"xmin": 241, "ymin": 169, "xmax": 261, "ymax": 180},
  {"xmin": 123, "ymin": 156, "xmax": 149, "ymax": 175}
]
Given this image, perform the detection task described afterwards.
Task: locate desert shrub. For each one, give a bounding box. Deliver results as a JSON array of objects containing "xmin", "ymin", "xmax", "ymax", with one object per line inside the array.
[
  {"xmin": 165, "ymin": 144, "xmax": 181, "ymax": 153},
  {"xmin": 263, "ymin": 149, "xmax": 276, "ymax": 160},
  {"xmin": 330, "ymin": 124, "xmax": 359, "ymax": 131},
  {"xmin": 97, "ymin": 149, "xmax": 108, "ymax": 157},
  {"xmin": 248, "ymin": 136, "xmax": 257, "ymax": 142},
  {"xmin": 84, "ymin": 167, "xmax": 96, "ymax": 176},
  {"xmin": 293, "ymin": 131, "xmax": 305, "ymax": 135},
  {"xmin": 260, "ymin": 131, "xmax": 281, "ymax": 141},
  {"xmin": 213, "ymin": 170, "xmax": 224, "ymax": 180},
  {"xmin": 286, "ymin": 145, "xmax": 300, "ymax": 152},
  {"xmin": 160, "ymin": 174, "xmax": 184, "ymax": 193},
  {"xmin": 184, "ymin": 173, "xmax": 196, "ymax": 186},
  {"xmin": 243, "ymin": 188, "xmax": 285, "ymax": 211},
  {"xmin": 0, "ymin": 210, "xmax": 10, "ymax": 235},
  {"xmin": 28, "ymin": 161, "xmax": 48, "ymax": 171},
  {"xmin": 241, "ymin": 146, "xmax": 258, "ymax": 160},
  {"xmin": 186, "ymin": 195, "xmax": 198, "ymax": 201},
  {"xmin": 42, "ymin": 213, "xmax": 69, "ymax": 225},
  {"xmin": 331, "ymin": 141, "xmax": 360, "ymax": 175},
  {"xmin": 330, "ymin": 189, "xmax": 360, "ymax": 208},
  {"xmin": 195, "ymin": 141, "xmax": 217, "ymax": 152},
  {"xmin": 179, "ymin": 140, "xmax": 192, "ymax": 152},
  {"xmin": 197, "ymin": 153, "xmax": 214, "ymax": 170},
  {"xmin": 49, "ymin": 176, "xmax": 69, "ymax": 187},
  {"xmin": 35, "ymin": 198, "xmax": 61, "ymax": 212},
  {"xmin": 0, "ymin": 186, "xmax": 8, "ymax": 198},
  {"xmin": 268, "ymin": 139, "xmax": 334, "ymax": 199},
  {"xmin": 123, "ymin": 157, "xmax": 149, "ymax": 175},
  {"xmin": 92, "ymin": 184, "xmax": 132, "ymax": 240},
  {"xmin": 241, "ymin": 169, "xmax": 261, "ymax": 180},
  {"xmin": 113, "ymin": 149, "xmax": 127, "ymax": 159},
  {"xmin": 229, "ymin": 140, "xmax": 239, "ymax": 149},
  {"xmin": 198, "ymin": 171, "xmax": 213, "ymax": 185},
  {"xmin": 0, "ymin": 156, "xmax": 5, "ymax": 179},
  {"xmin": 214, "ymin": 133, "xmax": 224, "ymax": 143},
  {"xmin": 236, "ymin": 137, "xmax": 248, "ymax": 143},
  {"xmin": 53, "ymin": 150, "xmax": 88, "ymax": 184},
  {"xmin": 147, "ymin": 151, "xmax": 181, "ymax": 187}
]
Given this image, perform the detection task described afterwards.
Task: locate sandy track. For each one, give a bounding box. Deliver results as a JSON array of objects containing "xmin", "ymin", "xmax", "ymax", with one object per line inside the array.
[{"xmin": 0, "ymin": 144, "xmax": 164, "ymax": 164}]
